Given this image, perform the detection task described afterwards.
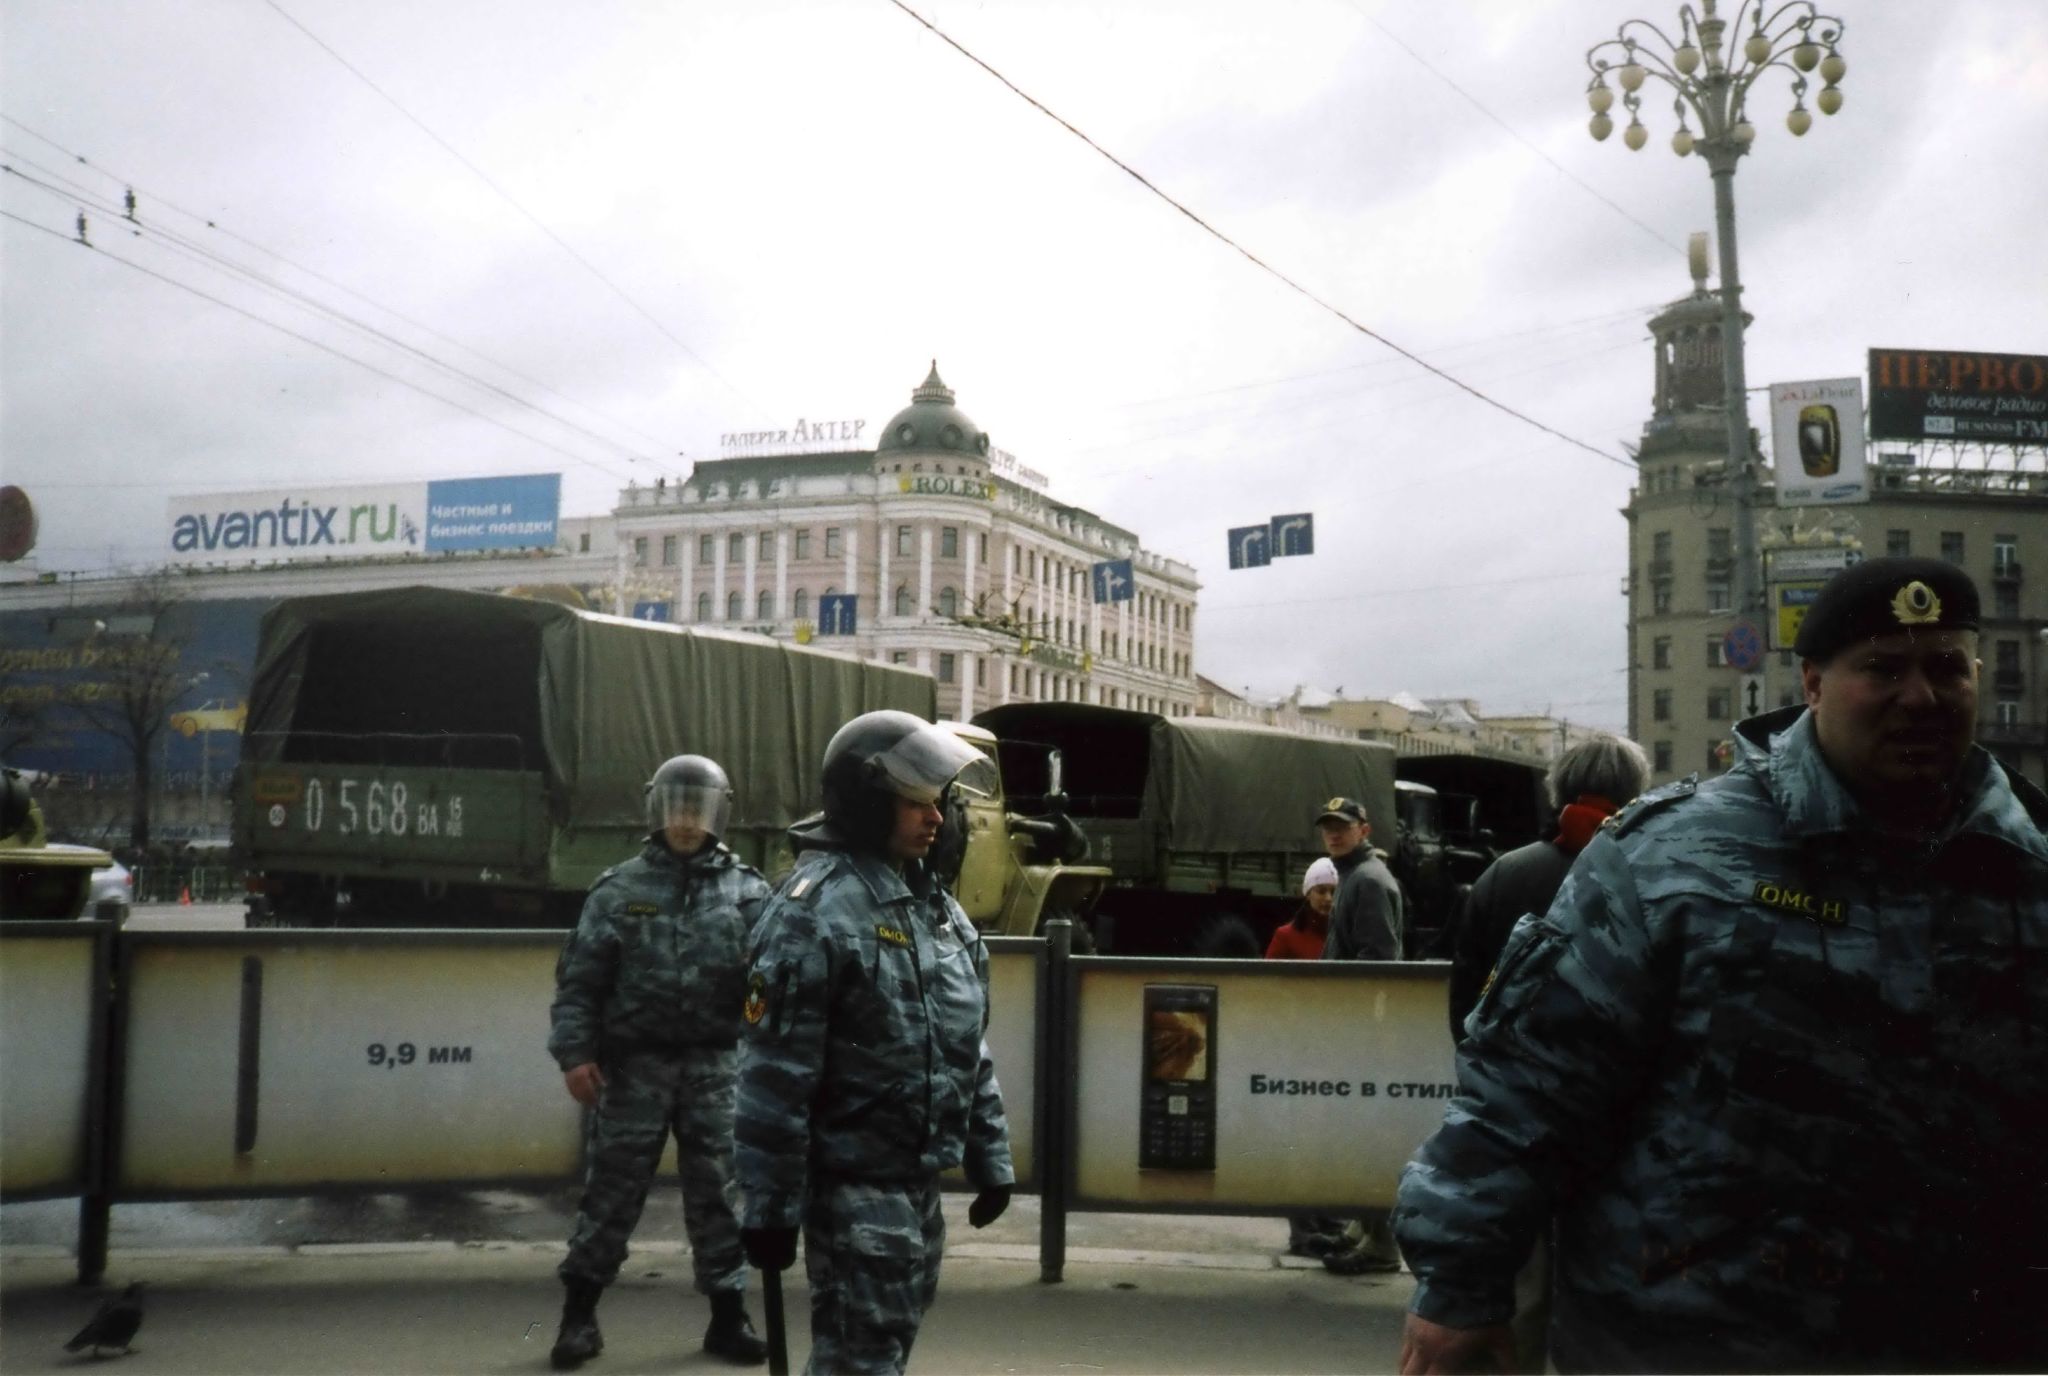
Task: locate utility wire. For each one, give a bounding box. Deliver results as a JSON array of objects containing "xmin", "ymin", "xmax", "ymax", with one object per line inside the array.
[
  {"xmin": 1, "ymin": 113, "xmax": 683, "ymax": 461},
  {"xmin": 261, "ymin": 0, "xmax": 767, "ymax": 420},
  {"xmin": 1200, "ymin": 568, "xmax": 1611, "ymax": 612},
  {"xmin": 1342, "ymin": 3, "xmax": 1686, "ymax": 256},
  {"xmin": 3, "ymin": 157, "xmax": 649, "ymax": 476},
  {"xmin": 0, "ymin": 205, "xmax": 645, "ymax": 477},
  {"xmin": 885, "ymin": 0, "xmax": 1634, "ymax": 472}
]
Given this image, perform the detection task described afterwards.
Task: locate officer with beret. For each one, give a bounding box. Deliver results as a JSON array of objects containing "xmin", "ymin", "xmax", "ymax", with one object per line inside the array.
[
  {"xmin": 548, "ymin": 755, "xmax": 772, "ymax": 1369},
  {"xmin": 734, "ymin": 711, "xmax": 1014, "ymax": 1374},
  {"xmin": 1394, "ymin": 557, "xmax": 2048, "ymax": 1371}
]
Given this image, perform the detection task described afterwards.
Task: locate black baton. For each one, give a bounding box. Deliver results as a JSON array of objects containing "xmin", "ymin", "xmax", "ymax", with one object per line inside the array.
[{"xmin": 762, "ymin": 1263, "xmax": 789, "ymax": 1376}]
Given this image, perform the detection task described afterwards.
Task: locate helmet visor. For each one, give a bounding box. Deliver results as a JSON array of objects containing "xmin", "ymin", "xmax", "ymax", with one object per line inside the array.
[
  {"xmin": 647, "ymin": 781, "xmax": 733, "ymax": 841},
  {"xmin": 867, "ymin": 726, "xmax": 997, "ymax": 805}
]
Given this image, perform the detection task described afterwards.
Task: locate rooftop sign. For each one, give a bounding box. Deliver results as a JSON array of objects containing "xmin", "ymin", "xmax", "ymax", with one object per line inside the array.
[{"xmin": 168, "ymin": 474, "xmax": 559, "ymax": 567}]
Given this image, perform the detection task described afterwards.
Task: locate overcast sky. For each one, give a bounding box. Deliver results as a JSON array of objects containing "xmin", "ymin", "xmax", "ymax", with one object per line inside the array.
[{"xmin": 4, "ymin": 0, "xmax": 2045, "ymax": 729}]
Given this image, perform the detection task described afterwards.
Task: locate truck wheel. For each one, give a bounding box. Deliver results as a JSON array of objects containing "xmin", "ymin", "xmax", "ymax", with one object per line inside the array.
[
  {"xmin": 1037, "ymin": 904, "xmax": 1097, "ymax": 954},
  {"xmin": 1191, "ymin": 913, "xmax": 1260, "ymax": 959}
]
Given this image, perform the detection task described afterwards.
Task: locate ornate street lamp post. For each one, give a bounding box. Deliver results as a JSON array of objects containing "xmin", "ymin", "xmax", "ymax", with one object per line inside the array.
[{"xmin": 1586, "ymin": 0, "xmax": 1847, "ymax": 679}]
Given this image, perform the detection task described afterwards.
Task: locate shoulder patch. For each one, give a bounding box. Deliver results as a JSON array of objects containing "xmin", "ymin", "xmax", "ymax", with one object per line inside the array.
[
  {"xmin": 743, "ymin": 971, "xmax": 768, "ymax": 1025},
  {"xmin": 1606, "ymin": 775, "xmax": 1699, "ymax": 836}
]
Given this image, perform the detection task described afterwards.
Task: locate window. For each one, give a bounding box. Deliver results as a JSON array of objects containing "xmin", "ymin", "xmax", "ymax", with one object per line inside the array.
[
  {"xmin": 1996, "ymin": 640, "xmax": 2021, "ymax": 677},
  {"xmin": 1706, "ymin": 528, "xmax": 1732, "ymax": 562},
  {"xmin": 725, "ymin": 591, "xmax": 741, "ymax": 621},
  {"xmin": 897, "ymin": 525, "xmax": 914, "ymax": 556},
  {"xmin": 1652, "ymin": 636, "xmax": 1671, "ymax": 670},
  {"xmin": 825, "ymin": 527, "xmax": 842, "ymax": 558},
  {"xmin": 1706, "ymin": 687, "xmax": 1732, "ymax": 721},
  {"xmin": 1706, "ymin": 579, "xmax": 1730, "ymax": 613},
  {"xmin": 793, "ymin": 529, "xmax": 810, "ymax": 561},
  {"xmin": 792, "ymin": 589, "xmax": 809, "ymax": 621},
  {"xmin": 1653, "ymin": 689, "xmax": 1672, "ymax": 722},
  {"xmin": 695, "ymin": 591, "xmax": 711, "ymax": 622},
  {"xmin": 975, "ymin": 658, "xmax": 986, "ymax": 688},
  {"xmin": 894, "ymin": 585, "xmax": 913, "ymax": 617},
  {"xmin": 1995, "ymin": 534, "xmax": 2019, "ymax": 574},
  {"xmin": 633, "ymin": 537, "xmax": 649, "ymax": 567},
  {"xmin": 941, "ymin": 526, "xmax": 958, "ymax": 559},
  {"xmin": 1653, "ymin": 741, "xmax": 1673, "ymax": 774},
  {"xmin": 661, "ymin": 534, "xmax": 678, "ymax": 567},
  {"xmin": 938, "ymin": 653, "xmax": 956, "ymax": 684},
  {"xmin": 757, "ymin": 590, "xmax": 772, "ymax": 620},
  {"xmin": 1887, "ymin": 529, "xmax": 1911, "ymax": 558},
  {"xmin": 977, "ymin": 533, "xmax": 988, "ymax": 565},
  {"xmin": 759, "ymin": 531, "xmax": 773, "ymax": 559},
  {"xmin": 1707, "ymin": 637, "xmax": 1728, "ymax": 668},
  {"xmin": 891, "ymin": 651, "xmax": 910, "ymax": 665},
  {"xmin": 1998, "ymin": 700, "xmax": 2022, "ymax": 726},
  {"xmin": 1996, "ymin": 583, "xmax": 2020, "ymax": 619},
  {"xmin": 578, "ymin": 532, "xmax": 591, "ymax": 553},
  {"xmin": 1653, "ymin": 584, "xmax": 1672, "ymax": 615},
  {"xmin": 1651, "ymin": 530, "xmax": 1673, "ymax": 563},
  {"xmin": 1941, "ymin": 531, "xmax": 1965, "ymax": 564},
  {"xmin": 938, "ymin": 586, "xmax": 958, "ymax": 618},
  {"xmin": 727, "ymin": 532, "xmax": 744, "ymax": 562}
]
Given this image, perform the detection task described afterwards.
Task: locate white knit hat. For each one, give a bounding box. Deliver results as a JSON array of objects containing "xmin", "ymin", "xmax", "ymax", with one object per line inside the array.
[{"xmin": 1302, "ymin": 856, "xmax": 1339, "ymax": 895}]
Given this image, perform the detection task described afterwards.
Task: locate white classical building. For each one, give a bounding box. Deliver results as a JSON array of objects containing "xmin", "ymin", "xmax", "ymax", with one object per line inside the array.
[{"xmin": 614, "ymin": 364, "xmax": 1201, "ymax": 720}]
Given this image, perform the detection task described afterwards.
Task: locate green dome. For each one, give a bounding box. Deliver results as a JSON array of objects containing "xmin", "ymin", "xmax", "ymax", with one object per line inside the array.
[{"xmin": 876, "ymin": 362, "xmax": 991, "ymax": 458}]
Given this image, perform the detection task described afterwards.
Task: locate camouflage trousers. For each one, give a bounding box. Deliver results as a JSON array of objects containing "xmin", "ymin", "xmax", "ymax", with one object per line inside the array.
[
  {"xmin": 800, "ymin": 1176, "xmax": 945, "ymax": 1375},
  {"xmin": 560, "ymin": 1046, "xmax": 748, "ymax": 1296}
]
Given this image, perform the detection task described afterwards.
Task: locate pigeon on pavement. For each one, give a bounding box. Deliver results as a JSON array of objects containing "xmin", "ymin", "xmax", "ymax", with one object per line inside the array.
[{"xmin": 64, "ymin": 1281, "xmax": 145, "ymax": 1356}]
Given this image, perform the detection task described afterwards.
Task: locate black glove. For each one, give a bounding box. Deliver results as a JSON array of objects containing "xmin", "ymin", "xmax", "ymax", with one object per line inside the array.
[
  {"xmin": 742, "ymin": 1225, "xmax": 798, "ymax": 1272},
  {"xmin": 968, "ymin": 1185, "xmax": 1012, "ymax": 1229}
]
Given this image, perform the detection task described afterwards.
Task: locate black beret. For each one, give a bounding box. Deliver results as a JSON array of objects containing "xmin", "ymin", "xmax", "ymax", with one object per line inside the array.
[{"xmin": 1793, "ymin": 556, "xmax": 1981, "ymax": 662}]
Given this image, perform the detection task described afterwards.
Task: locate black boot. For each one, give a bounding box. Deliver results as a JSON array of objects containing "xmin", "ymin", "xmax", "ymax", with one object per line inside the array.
[
  {"xmin": 703, "ymin": 1288, "xmax": 768, "ymax": 1365},
  {"xmin": 550, "ymin": 1279, "xmax": 604, "ymax": 1370}
]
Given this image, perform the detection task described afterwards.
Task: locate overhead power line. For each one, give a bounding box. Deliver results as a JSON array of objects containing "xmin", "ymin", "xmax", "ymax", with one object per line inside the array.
[
  {"xmin": 1, "ymin": 113, "xmax": 683, "ymax": 462},
  {"xmin": 261, "ymin": 0, "xmax": 767, "ymax": 420},
  {"xmin": 884, "ymin": 0, "xmax": 1634, "ymax": 472},
  {"xmin": 0, "ymin": 205, "xmax": 643, "ymax": 477},
  {"xmin": 3, "ymin": 156, "xmax": 650, "ymax": 477},
  {"xmin": 1343, "ymin": 4, "xmax": 1686, "ymax": 256}
]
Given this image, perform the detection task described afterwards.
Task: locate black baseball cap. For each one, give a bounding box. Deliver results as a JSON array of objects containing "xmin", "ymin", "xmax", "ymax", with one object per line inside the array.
[
  {"xmin": 1793, "ymin": 556, "xmax": 1981, "ymax": 663},
  {"xmin": 1315, "ymin": 797, "xmax": 1369, "ymax": 825}
]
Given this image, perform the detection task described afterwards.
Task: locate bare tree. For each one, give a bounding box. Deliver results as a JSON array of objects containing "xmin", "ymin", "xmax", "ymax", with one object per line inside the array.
[{"xmin": 60, "ymin": 570, "xmax": 197, "ymax": 853}]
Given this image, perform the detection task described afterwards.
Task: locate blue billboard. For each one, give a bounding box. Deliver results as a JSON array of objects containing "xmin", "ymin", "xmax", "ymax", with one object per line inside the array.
[{"xmin": 424, "ymin": 474, "xmax": 560, "ymax": 553}]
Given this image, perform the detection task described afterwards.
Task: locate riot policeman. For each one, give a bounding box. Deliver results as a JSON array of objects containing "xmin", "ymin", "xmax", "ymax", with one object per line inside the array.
[
  {"xmin": 548, "ymin": 754, "xmax": 771, "ymax": 1368},
  {"xmin": 735, "ymin": 711, "xmax": 1015, "ymax": 1374}
]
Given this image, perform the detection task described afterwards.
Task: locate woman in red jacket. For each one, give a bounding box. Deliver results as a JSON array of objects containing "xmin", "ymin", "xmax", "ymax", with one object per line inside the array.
[{"xmin": 1267, "ymin": 856, "xmax": 1336, "ymax": 960}]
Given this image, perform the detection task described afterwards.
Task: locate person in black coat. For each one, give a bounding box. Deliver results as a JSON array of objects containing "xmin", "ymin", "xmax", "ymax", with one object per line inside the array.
[{"xmin": 1446, "ymin": 734, "xmax": 1650, "ymax": 1043}]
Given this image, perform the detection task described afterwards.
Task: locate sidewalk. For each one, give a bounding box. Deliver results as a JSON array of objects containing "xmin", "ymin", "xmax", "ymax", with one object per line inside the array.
[{"xmin": 0, "ymin": 1239, "xmax": 1414, "ymax": 1374}]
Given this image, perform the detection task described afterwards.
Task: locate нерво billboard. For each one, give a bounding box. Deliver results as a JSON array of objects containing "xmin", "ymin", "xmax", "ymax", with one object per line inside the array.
[{"xmin": 1868, "ymin": 349, "xmax": 2048, "ymax": 444}]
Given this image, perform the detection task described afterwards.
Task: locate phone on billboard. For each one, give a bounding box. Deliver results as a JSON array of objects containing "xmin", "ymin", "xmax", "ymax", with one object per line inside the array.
[{"xmin": 1798, "ymin": 404, "xmax": 1841, "ymax": 477}]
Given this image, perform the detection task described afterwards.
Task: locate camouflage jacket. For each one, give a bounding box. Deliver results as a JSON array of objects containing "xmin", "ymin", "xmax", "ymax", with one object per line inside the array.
[
  {"xmin": 548, "ymin": 836, "xmax": 771, "ymax": 1068},
  {"xmin": 734, "ymin": 841, "xmax": 1014, "ymax": 1230},
  {"xmin": 1396, "ymin": 706, "xmax": 2048, "ymax": 1371}
]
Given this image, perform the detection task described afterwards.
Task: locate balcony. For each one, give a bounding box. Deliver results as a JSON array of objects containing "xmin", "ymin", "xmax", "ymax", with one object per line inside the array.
[{"xmin": 1978, "ymin": 719, "xmax": 2043, "ymax": 747}]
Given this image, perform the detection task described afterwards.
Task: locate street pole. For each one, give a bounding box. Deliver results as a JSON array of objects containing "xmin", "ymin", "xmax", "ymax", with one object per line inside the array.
[{"xmin": 1707, "ymin": 145, "xmax": 1760, "ymax": 675}]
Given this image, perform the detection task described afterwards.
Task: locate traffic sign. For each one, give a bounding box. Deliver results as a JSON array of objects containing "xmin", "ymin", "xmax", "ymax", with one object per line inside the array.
[
  {"xmin": 1227, "ymin": 524, "xmax": 1270, "ymax": 569},
  {"xmin": 1723, "ymin": 621, "xmax": 1765, "ymax": 672},
  {"xmin": 631, "ymin": 600, "xmax": 670, "ymax": 622},
  {"xmin": 1767, "ymin": 546, "xmax": 1861, "ymax": 580},
  {"xmin": 818, "ymin": 593, "xmax": 858, "ymax": 636},
  {"xmin": 1739, "ymin": 673, "xmax": 1767, "ymax": 719}
]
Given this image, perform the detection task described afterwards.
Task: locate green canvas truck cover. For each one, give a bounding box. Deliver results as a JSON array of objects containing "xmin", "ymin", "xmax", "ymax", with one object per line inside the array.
[
  {"xmin": 243, "ymin": 586, "xmax": 936, "ymax": 838},
  {"xmin": 973, "ymin": 703, "xmax": 1398, "ymax": 857}
]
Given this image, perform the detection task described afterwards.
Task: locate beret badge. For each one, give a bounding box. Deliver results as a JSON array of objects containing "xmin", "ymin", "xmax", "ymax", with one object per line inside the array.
[{"xmin": 1890, "ymin": 580, "xmax": 1942, "ymax": 627}]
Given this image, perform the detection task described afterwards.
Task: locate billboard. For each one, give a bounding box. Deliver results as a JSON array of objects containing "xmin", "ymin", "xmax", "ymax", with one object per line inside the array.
[
  {"xmin": 1869, "ymin": 349, "xmax": 2048, "ymax": 444},
  {"xmin": 1770, "ymin": 378, "xmax": 1868, "ymax": 506},
  {"xmin": 168, "ymin": 474, "xmax": 559, "ymax": 567}
]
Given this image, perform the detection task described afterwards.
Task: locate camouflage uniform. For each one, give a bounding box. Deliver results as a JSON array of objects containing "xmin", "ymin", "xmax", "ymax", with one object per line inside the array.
[
  {"xmin": 736, "ymin": 841, "xmax": 1014, "ymax": 1375},
  {"xmin": 550, "ymin": 836, "xmax": 770, "ymax": 1297},
  {"xmin": 1395, "ymin": 705, "xmax": 2048, "ymax": 1371}
]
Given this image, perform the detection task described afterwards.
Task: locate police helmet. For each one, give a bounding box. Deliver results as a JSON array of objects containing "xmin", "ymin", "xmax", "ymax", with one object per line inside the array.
[
  {"xmin": 819, "ymin": 711, "xmax": 996, "ymax": 852},
  {"xmin": 645, "ymin": 754, "xmax": 733, "ymax": 845}
]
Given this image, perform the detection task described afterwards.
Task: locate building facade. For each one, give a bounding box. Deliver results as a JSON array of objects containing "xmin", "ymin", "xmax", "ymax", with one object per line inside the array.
[
  {"xmin": 1624, "ymin": 262, "xmax": 2048, "ymax": 788},
  {"xmin": 615, "ymin": 365, "xmax": 1201, "ymax": 721}
]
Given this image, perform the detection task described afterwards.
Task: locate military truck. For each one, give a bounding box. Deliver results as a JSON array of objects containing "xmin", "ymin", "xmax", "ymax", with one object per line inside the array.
[
  {"xmin": 971, "ymin": 704, "xmax": 1398, "ymax": 956},
  {"xmin": 0, "ymin": 766, "xmax": 114, "ymax": 921},
  {"xmin": 1391, "ymin": 752, "xmax": 1549, "ymax": 956},
  {"xmin": 232, "ymin": 586, "xmax": 1103, "ymax": 934}
]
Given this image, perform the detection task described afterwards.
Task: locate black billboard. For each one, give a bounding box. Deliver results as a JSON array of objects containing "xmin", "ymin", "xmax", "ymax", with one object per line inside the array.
[{"xmin": 1868, "ymin": 348, "xmax": 2048, "ymax": 444}]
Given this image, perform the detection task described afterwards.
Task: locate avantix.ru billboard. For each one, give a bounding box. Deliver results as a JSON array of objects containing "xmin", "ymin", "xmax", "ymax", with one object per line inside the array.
[{"xmin": 168, "ymin": 474, "xmax": 560, "ymax": 567}]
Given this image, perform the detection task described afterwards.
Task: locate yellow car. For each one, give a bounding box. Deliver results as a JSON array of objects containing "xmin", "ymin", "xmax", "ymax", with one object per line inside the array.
[{"xmin": 170, "ymin": 701, "xmax": 247, "ymax": 738}]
